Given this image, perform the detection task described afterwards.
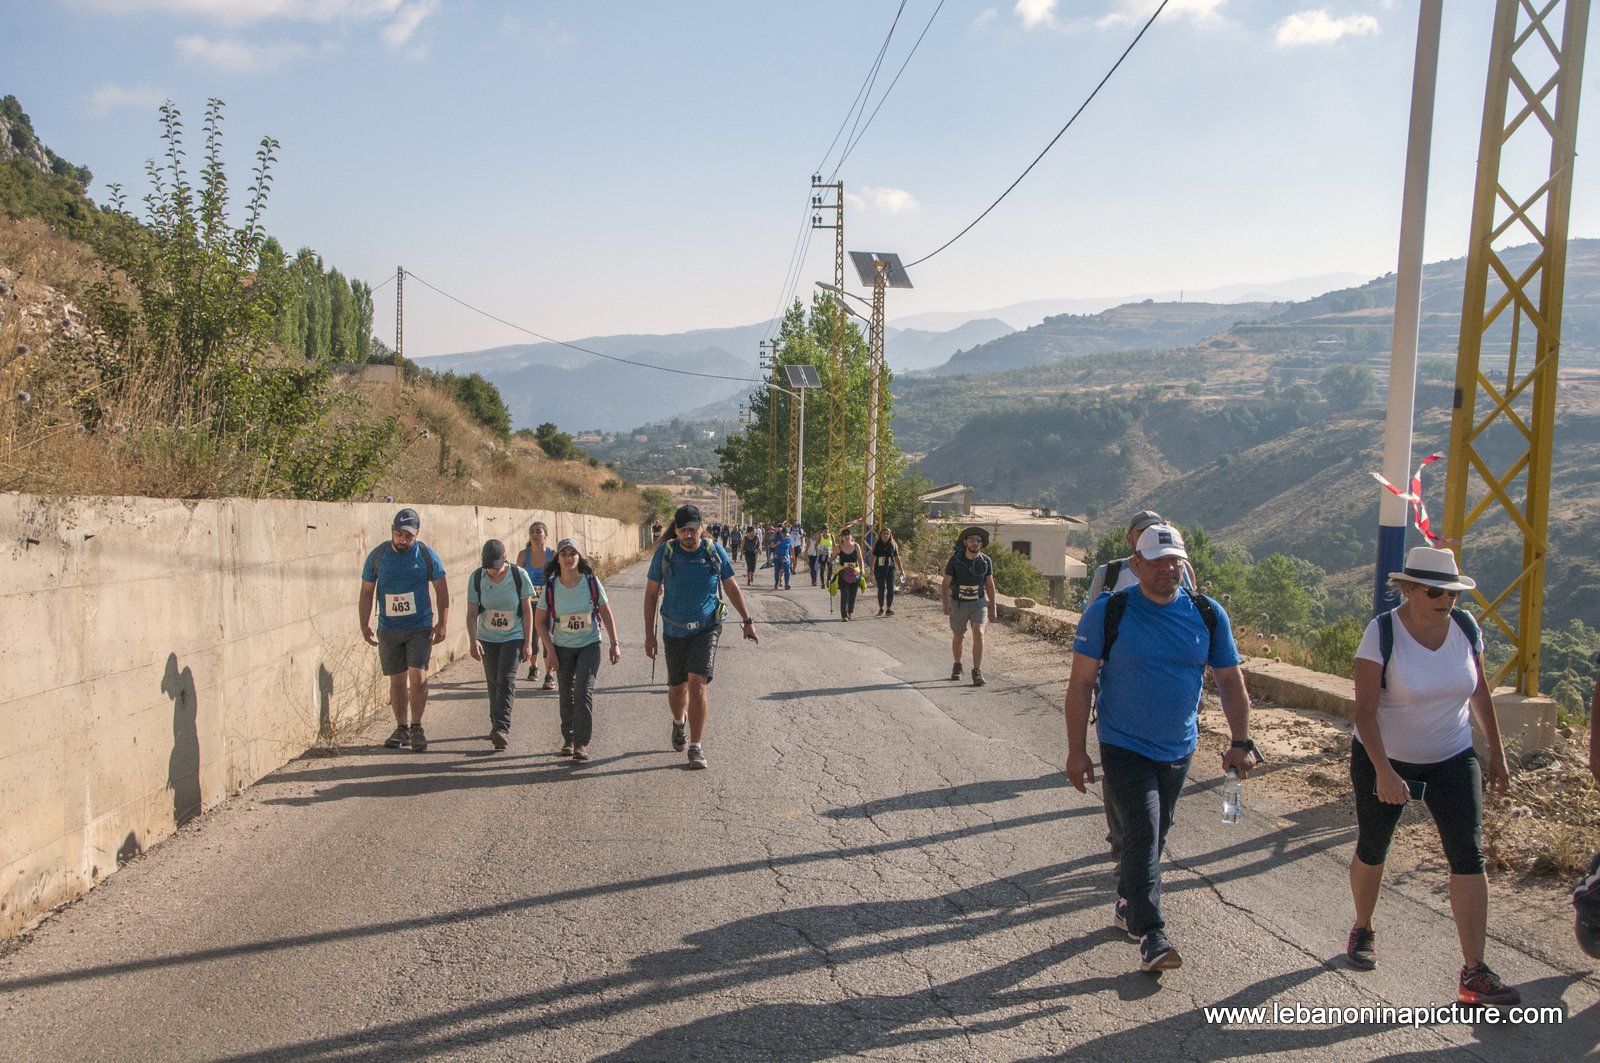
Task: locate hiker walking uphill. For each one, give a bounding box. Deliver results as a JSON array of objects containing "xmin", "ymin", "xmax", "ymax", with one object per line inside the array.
[
  {"xmin": 1084, "ymin": 509, "xmax": 1197, "ymax": 605},
  {"xmin": 872, "ymin": 526, "xmax": 905, "ymax": 616},
  {"xmin": 465, "ymin": 538, "xmax": 535, "ymax": 751},
  {"xmin": 831, "ymin": 528, "xmax": 865, "ymax": 621},
  {"xmin": 519, "ymin": 521, "xmax": 557, "ymax": 688},
  {"xmin": 1344, "ymin": 546, "xmax": 1522, "ymax": 1007},
  {"xmin": 1064, "ymin": 523, "xmax": 1254, "ymax": 975},
  {"xmin": 535, "ymin": 538, "xmax": 621, "ymax": 763},
  {"xmin": 359, "ymin": 508, "xmax": 449, "ymax": 752},
  {"xmin": 741, "ymin": 525, "xmax": 760, "ymax": 586},
  {"xmin": 943, "ymin": 527, "xmax": 997, "ymax": 685},
  {"xmin": 771, "ymin": 525, "xmax": 794, "ymax": 590},
  {"xmin": 643, "ymin": 505, "xmax": 758, "ymax": 770}
]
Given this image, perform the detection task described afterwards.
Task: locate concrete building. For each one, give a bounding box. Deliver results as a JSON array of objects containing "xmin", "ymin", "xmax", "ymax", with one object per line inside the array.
[{"xmin": 919, "ymin": 484, "xmax": 1087, "ymax": 606}]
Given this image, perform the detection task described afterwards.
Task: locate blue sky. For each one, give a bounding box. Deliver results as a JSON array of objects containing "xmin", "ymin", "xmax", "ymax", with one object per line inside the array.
[{"xmin": 11, "ymin": 1, "xmax": 1600, "ymax": 357}]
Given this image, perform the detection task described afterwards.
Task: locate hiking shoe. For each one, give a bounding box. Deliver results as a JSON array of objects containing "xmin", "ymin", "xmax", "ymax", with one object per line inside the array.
[
  {"xmin": 542, "ymin": 672, "xmax": 557, "ymax": 691},
  {"xmin": 571, "ymin": 746, "xmax": 590, "ymax": 763},
  {"xmin": 383, "ymin": 726, "xmax": 410, "ymax": 749},
  {"xmin": 526, "ymin": 664, "xmax": 537, "ymax": 681},
  {"xmin": 885, "ymin": 608, "xmax": 894, "ymax": 616},
  {"xmin": 559, "ymin": 742, "xmax": 575, "ymax": 757},
  {"xmin": 407, "ymin": 725, "xmax": 428, "ymax": 752},
  {"xmin": 491, "ymin": 729, "xmax": 508, "ymax": 751},
  {"xmin": 1113, "ymin": 898, "xmax": 1137, "ymax": 940},
  {"xmin": 687, "ymin": 744, "xmax": 708, "ymax": 770},
  {"xmin": 1139, "ymin": 931, "xmax": 1182, "ymax": 973},
  {"xmin": 671, "ymin": 720, "xmax": 687, "ymax": 752},
  {"xmin": 1345, "ymin": 926, "xmax": 1376, "ymax": 970},
  {"xmin": 1458, "ymin": 962, "xmax": 1520, "ymax": 1007},
  {"xmin": 972, "ymin": 668, "xmax": 986, "ymax": 687},
  {"xmin": 951, "ymin": 662, "xmax": 962, "ymax": 681}
]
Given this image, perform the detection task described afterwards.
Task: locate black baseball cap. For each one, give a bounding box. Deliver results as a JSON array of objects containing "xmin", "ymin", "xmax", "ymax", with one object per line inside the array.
[
  {"xmin": 481, "ymin": 539, "xmax": 506, "ymax": 568},
  {"xmin": 392, "ymin": 508, "xmax": 421, "ymax": 533},
  {"xmin": 673, "ymin": 504, "xmax": 703, "ymax": 530}
]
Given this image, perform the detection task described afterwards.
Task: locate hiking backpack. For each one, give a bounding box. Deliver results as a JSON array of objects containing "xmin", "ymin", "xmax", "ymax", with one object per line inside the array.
[{"xmin": 1376, "ymin": 607, "xmax": 1481, "ymax": 689}]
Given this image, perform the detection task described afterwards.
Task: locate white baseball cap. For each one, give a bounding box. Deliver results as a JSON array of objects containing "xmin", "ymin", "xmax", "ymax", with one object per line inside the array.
[{"xmin": 1135, "ymin": 524, "xmax": 1188, "ymax": 561}]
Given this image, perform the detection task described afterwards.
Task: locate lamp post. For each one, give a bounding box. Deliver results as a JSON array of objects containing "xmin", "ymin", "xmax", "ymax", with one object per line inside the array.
[{"xmin": 764, "ymin": 366, "xmax": 821, "ymax": 528}]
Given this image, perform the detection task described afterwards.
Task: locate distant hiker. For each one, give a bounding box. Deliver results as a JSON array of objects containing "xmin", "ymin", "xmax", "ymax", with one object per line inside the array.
[
  {"xmin": 643, "ymin": 505, "xmax": 758, "ymax": 769},
  {"xmin": 1083, "ymin": 510, "xmax": 1197, "ymax": 606},
  {"xmin": 1065, "ymin": 523, "xmax": 1252, "ymax": 974},
  {"xmin": 943, "ymin": 527, "xmax": 997, "ymax": 685},
  {"xmin": 817, "ymin": 525, "xmax": 834, "ymax": 586},
  {"xmin": 832, "ymin": 527, "xmax": 865, "ymax": 621},
  {"xmin": 790, "ymin": 523, "xmax": 805, "ymax": 573},
  {"xmin": 873, "ymin": 526, "xmax": 905, "ymax": 616},
  {"xmin": 535, "ymin": 538, "xmax": 621, "ymax": 763},
  {"xmin": 741, "ymin": 525, "xmax": 760, "ymax": 585},
  {"xmin": 466, "ymin": 538, "xmax": 535, "ymax": 751},
  {"xmin": 359, "ymin": 507, "xmax": 449, "ymax": 752},
  {"xmin": 805, "ymin": 530, "xmax": 821, "ymax": 586},
  {"xmin": 771, "ymin": 524, "xmax": 794, "ymax": 590},
  {"xmin": 519, "ymin": 521, "xmax": 558, "ymax": 688},
  {"xmin": 1575, "ymin": 653, "xmax": 1600, "ymax": 959},
  {"xmin": 1344, "ymin": 547, "xmax": 1520, "ymax": 1006}
]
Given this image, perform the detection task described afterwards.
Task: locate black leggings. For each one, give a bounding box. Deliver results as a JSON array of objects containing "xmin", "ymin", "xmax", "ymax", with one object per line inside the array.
[
  {"xmin": 875, "ymin": 564, "xmax": 896, "ymax": 610},
  {"xmin": 1350, "ymin": 737, "xmax": 1485, "ymax": 874}
]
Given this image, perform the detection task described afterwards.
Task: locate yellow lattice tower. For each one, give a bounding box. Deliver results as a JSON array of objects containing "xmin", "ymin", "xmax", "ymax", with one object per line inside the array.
[
  {"xmin": 864, "ymin": 259, "xmax": 886, "ymax": 532},
  {"xmin": 1442, "ymin": 0, "xmax": 1590, "ymax": 694},
  {"xmin": 813, "ymin": 177, "xmax": 847, "ymax": 531},
  {"xmin": 761, "ymin": 340, "xmax": 778, "ymax": 518}
]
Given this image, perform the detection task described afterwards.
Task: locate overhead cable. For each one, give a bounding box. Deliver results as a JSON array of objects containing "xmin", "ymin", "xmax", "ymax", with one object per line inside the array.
[
  {"xmin": 832, "ymin": 0, "xmax": 947, "ymax": 179},
  {"xmin": 903, "ymin": 0, "xmax": 1170, "ymax": 270},
  {"xmin": 402, "ymin": 270, "xmax": 762, "ymax": 384}
]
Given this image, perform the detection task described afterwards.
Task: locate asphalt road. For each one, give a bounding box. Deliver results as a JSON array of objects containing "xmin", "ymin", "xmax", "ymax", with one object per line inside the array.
[{"xmin": 3, "ymin": 559, "xmax": 1596, "ymax": 1061}]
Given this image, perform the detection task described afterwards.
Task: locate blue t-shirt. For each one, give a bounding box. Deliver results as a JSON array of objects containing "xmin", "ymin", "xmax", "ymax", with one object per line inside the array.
[
  {"xmin": 546, "ymin": 574, "xmax": 609, "ymax": 649},
  {"xmin": 518, "ymin": 545, "xmax": 556, "ymax": 601},
  {"xmin": 647, "ymin": 540, "xmax": 735, "ymax": 638},
  {"xmin": 362, "ymin": 541, "xmax": 445, "ymax": 631},
  {"xmin": 467, "ymin": 565, "xmax": 534, "ymax": 643},
  {"xmin": 1073, "ymin": 587, "xmax": 1239, "ymax": 761}
]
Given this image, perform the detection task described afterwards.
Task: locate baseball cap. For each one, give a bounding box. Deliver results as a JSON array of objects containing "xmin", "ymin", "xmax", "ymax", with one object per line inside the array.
[
  {"xmin": 481, "ymin": 539, "xmax": 506, "ymax": 568},
  {"xmin": 555, "ymin": 537, "xmax": 582, "ymax": 557},
  {"xmin": 673, "ymin": 504, "xmax": 702, "ymax": 530},
  {"xmin": 392, "ymin": 507, "xmax": 421, "ymax": 533},
  {"xmin": 1127, "ymin": 509, "xmax": 1164, "ymax": 533},
  {"xmin": 1135, "ymin": 523, "xmax": 1188, "ymax": 560}
]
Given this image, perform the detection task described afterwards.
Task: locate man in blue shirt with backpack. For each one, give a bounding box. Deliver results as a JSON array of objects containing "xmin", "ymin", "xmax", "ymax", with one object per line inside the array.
[
  {"xmin": 1064, "ymin": 523, "xmax": 1255, "ymax": 974},
  {"xmin": 644, "ymin": 505, "xmax": 758, "ymax": 770},
  {"xmin": 360, "ymin": 508, "xmax": 449, "ymax": 752}
]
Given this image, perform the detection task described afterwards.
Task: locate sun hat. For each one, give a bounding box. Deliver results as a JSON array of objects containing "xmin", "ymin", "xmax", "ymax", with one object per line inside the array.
[
  {"xmin": 958, "ymin": 526, "xmax": 990, "ymax": 548},
  {"xmin": 1135, "ymin": 524, "xmax": 1188, "ymax": 561},
  {"xmin": 1388, "ymin": 546, "xmax": 1475, "ymax": 591}
]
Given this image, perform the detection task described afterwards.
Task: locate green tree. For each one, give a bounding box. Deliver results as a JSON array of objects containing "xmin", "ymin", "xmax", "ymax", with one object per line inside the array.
[
  {"xmin": 535, "ymin": 421, "xmax": 583, "ymax": 460},
  {"xmin": 1319, "ymin": 364, "xmax": 1377, "ymax": 410}
]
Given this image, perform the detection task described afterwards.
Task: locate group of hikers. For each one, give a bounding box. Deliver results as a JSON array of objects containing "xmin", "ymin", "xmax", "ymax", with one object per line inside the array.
[{"xmin": 359, "ymin": 501, "xmax": 1600, "ymax": 1006}]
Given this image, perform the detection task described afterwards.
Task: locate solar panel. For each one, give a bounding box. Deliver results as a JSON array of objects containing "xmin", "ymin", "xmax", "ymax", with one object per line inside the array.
[
  {"xmin": 848, "ymin": 251, "xmax": 913, "ymax": 289},
  {"xmin": 784, "ymin": 364, "xmax": 822, "ymax": 389}
]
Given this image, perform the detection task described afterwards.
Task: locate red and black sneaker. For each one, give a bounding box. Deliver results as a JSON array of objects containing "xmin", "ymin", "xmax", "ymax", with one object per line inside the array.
[
  {"xmin": 1458, "ymin": 962, "xmax": 1521, "ymax": 1007},
  {"xmin": 1345, "ymin": 926, "xmax": 1376, "ymax": 970}
]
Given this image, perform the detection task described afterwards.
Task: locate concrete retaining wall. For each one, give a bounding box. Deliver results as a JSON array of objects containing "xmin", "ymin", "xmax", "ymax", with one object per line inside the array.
[{"xmin": 0, "ymin": 493, "xmax": 642, "ymax": 938}]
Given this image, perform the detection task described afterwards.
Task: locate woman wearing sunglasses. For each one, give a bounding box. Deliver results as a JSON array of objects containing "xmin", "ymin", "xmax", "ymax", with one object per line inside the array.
[{"xmin": 1344, "ymin": 546, "xmax": 1519, "ymax": 1007}]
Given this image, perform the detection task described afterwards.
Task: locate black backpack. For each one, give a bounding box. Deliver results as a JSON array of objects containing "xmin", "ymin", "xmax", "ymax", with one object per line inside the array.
[
  {"xmin": 472, "ymin": 563, "xmax": 527, "ymax": 601},
  {"xmin": 1376, "ymin": 607, "xmax": 1480, "ymax": 688},
  {"xmin": 1099, "ymin": 586, "xmax": 1220, "ymax": 663}
]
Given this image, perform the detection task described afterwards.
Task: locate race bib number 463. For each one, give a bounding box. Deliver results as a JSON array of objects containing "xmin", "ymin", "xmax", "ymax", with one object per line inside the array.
[{"xmin": 385, "ymin": 592, "xmax": 417, "ymax": 616}]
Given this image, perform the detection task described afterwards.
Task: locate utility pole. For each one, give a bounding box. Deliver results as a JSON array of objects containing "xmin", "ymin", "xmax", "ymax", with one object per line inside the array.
[
  {"xmin": 394, "ymin": 266, "xmax": 405, "ymax": 384},
  {"xmin": 760, "ymin": 339, "xmax": 778, "ymax": 519},
  {"xmin": 848, "ymin": 251, "xmax": 910, "ymax": 535},
  {"xmin": 812, "ymin": 176, "xmax": 846, "ymax": 532}
]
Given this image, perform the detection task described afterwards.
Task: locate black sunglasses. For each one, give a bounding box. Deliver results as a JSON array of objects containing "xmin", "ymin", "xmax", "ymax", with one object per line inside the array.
[{"xmin": 1423, "ymin": 586, "xmax": 1460, "ymax": 599}]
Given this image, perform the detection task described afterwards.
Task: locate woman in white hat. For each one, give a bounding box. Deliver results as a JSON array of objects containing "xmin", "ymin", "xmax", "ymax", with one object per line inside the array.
[
  {"xmin": 1343, "ymin": 546, "xmax": 1519, "ymax": 1007},
  {"xmin": 535, "ymin": 538, "xmax": 621, "ymax": 763}
]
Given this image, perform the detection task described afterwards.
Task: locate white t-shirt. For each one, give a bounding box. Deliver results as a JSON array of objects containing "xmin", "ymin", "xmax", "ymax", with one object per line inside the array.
[{"xmin": 1353, "ymin": 609, "xmax": 1481, "ymax": 764}]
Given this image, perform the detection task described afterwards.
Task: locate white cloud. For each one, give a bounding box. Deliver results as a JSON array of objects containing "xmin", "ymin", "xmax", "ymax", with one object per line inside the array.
[
  {"xmin": 971, "ymin": 7, "xmax": 999, "ymax": 29},
  {"xmin": 536, "ymin": 21, "xmax": 575, "ymax": 52},
  {"xmin": 1097, "ymin": 0, "xmax": 1227, "ymax": 30},
  {"xmin": 85, "ymin": 83, "xmax": 169, "ymax": 119},
  {"xmin": 380, "ymin": 0, "xmax": 437, "ymax": 48},
  {"xmin": 1274, "ymin": 10, "xmax": 1380, "ymax": 47},
  {"xmin": 863, "ymin": 186, "xmax": 920, "ymax": 215},
  {"xmin": 175, "ymin": 34, "xmax": 310, "ymax": 71},
  {"xmin": 1015, "ymin": 0, "xmax": 1058, "ymax": 31}
]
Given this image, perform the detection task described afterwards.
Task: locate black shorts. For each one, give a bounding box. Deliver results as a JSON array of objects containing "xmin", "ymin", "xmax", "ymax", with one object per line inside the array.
[
  {"xmin": 1350, "ymin": 738, "xmax": 1484, "ymax": 875},
  {"xmin": 377, "ymin": 627, "xmax": 432, "ymax": 676},
  {"xmin": 664, "ymin": 625, "xmax": 721, "ymax": 687}
]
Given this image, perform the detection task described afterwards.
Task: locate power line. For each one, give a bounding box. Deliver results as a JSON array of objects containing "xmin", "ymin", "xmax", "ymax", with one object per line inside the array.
[
  {"xmin": 814, "ymin": 0, "xmax": 909, "ymax": 178},
  {"xmin": 401, "ymin": 270, "xmax": 762, "ymax": 384},
  {"xmin": 903, "ymin": 0, "xmax": 1170, "ymax": 270},
  {"xmin": 833, "ymin": 0, "xmax": 946, "ymax": 177}
]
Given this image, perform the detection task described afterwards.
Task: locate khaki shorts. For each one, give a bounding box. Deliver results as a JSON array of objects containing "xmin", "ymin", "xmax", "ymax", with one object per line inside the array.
[{"xmin": 949, "ymin": 598, "xmax": 989, "ymax": 635}]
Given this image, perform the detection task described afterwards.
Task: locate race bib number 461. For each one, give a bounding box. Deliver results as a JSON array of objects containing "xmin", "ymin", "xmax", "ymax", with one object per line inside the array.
[
  {"xmin": 562, "ymin": 612, "xmax": 592, "ymax": 633},
  {"xmin": 385, "ymin": 592, "xmax": 417, "ymax": 616}
]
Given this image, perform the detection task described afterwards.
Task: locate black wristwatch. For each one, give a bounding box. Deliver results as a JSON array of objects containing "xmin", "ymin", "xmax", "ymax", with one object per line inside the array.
[{"xmin": 1228, "ymin": 738, "xmax": 1264, "ymax": 764}]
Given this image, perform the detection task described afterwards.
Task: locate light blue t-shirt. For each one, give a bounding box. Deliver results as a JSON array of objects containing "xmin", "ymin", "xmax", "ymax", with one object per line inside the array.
[
  {"xmin": 467, "ymin": 565, "xmax": 535, "ymax": 643},
  {"xmin": 647, "ymin": 540, "xmax": 734, "ymax": 638},
  {"xmin": 362, "ymin": 541, "xmax": 445, "ymax": 631},
  {"xmin": 1073, "ymin": 587, "xmax": 1239, "ymax": 762},
  {"xmin": 545, "ymin": 574, "xmax": 609, "ymax": 649}
]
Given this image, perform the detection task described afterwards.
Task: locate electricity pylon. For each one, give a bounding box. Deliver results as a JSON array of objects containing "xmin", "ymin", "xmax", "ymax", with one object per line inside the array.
[{"xmin": 812, "ymin": 176, "xmax": 846, "ymax": 532}]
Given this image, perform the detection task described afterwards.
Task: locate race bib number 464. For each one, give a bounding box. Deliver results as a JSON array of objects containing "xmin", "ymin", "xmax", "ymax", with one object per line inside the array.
[
  {"xmin": 385, "ymin": 592, "xmax": 417, "ymax": 616},
  {"xmin": 485, "ymin": 609, "xmax": 514, "ymax": 630}
]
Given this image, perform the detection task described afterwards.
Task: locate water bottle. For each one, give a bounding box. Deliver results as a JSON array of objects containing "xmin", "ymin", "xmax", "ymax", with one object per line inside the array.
[{"xmin": 1221, "ymin": 768, "xmax": 1242, "ymax": 824}]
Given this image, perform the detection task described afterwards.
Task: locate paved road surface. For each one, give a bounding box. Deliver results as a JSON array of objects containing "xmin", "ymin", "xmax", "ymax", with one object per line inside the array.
[{"xmin": 3, "ymin": 560, "xmax": 1596, "ymax": 1060}]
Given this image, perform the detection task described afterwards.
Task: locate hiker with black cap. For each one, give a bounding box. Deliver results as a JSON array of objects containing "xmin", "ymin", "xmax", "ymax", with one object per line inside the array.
[
  {"xmin": 1065, "ymin": 523, "xmax": 1251, "ymax": 975},
  {"xmin": 466, "ymin": 538, "xmax": 535, "ymax": 751},
  {"xmin": 1343, "ymin": 546, "xmax": 1521, "ymax": 1007},
  {"xmin": 1083, "ymin": 510, "xmax": 1197, "ymax": 605},
  {"xmin": 359, "ymin": 507, "xmax": 449, "ymax": 752},
  {"xmin": 942, "ymin": 526, "xmax": 997, "ymax": 686},
  {"xmin": 643, "ymin": 505, "xmax": 758, "ymax": 770}
]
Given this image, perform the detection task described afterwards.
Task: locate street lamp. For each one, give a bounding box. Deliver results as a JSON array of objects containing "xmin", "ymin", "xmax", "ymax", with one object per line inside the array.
[{"xmin": 762, "ymin": 366, "xmax": 821, "ymax": 528}]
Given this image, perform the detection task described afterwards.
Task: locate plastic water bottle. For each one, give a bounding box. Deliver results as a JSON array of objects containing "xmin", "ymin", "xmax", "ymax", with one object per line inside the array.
[{"xmin": 1221, "ymin": 768, "xmax": 1242, "ymax": 824}]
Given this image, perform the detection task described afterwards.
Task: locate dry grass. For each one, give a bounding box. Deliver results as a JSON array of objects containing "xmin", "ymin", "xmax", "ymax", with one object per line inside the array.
[
  {"xmin": 1483, "ymin": 728, "xmax": 1600, "ymax": 879},
  {"xmin": 0, "ymin": 214, "xmax": 653, "ymax": 524}
]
